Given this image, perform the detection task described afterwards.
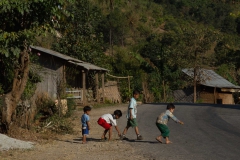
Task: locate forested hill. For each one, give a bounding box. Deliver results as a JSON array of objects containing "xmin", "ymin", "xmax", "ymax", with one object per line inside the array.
[
  {"xmin": 51, "ymin": 0, "xmax": 240, "ymax": 102},
  {"xmin": 1, "ymin": 0, "xmax": 240, "ymax": 102}
]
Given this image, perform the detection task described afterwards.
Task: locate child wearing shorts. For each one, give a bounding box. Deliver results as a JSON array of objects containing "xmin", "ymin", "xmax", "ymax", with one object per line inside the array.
[
  {"xmin": 156, "ymin": 103, "xmax": 183, "ymax": 144},
  {"xmin": 120, "ymin": 90, "xmax": 143, "ymax": 140},
  {"xmin": 97, "ymin": 110, "xmax": 122, "ymax": 141},
  {"xmin": 81, "ymin": 106, "xmax": 91, "ymax": 144}
]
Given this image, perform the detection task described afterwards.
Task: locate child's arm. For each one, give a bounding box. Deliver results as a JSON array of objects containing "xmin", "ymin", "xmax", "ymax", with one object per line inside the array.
[
  {"xmin": 87, "ymin": 121, "xmax": 90, "ymax": 130},
  {"xmin": 128, "ymin": 98, "xmax": 134, "ymax": 119},
  {"xmin": 129, "ymin": 108, "xmax": 133, "ymax": 119},
  {"xmin": 114, "ymin": 126, "xmax": 121, "ymax": 136},
  {"xmin": 166, "ymin": 110, "xmax": 180, "ymax": 123},
  {"xmin": 178, "ymin": 121, "xmax": 184, "ymax": 125}
]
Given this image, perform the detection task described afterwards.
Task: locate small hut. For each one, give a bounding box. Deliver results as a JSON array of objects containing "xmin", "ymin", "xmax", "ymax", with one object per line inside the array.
[
  {"xmin": 174, "ymin": 68, "xmax": 240, "ymax": 104},
  {"xmin": 30, "ymin": 46, "xmax": 108, "ymax": 104}
]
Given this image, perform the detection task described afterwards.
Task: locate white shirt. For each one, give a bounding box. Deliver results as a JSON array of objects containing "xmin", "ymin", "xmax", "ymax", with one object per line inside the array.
[
  {"xmin": 127, "ymin": 97, "xmax": 137, "ymax": 119},
  {"xmin": 101, "ymin": 114, "xmax": 117, "ymax": 126}
]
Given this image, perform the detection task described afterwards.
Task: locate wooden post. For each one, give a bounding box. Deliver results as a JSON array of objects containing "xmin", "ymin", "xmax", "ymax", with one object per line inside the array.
[
  {"xmin": 63, "ymin": 64, "xmax": 66, "ymax": 84},
  {"xmin": 95, "ymin": 73, "xmax": 100, "ymax": 103},
  {"xmin": 128, "ymin": 75, "xmax": 130, "ymax": 93},
  {"xmin": 82, "ymin": 70, "xmax": 86, "ymax": 104},
  {"xmin": 193, "ymin": 68, "xmax": 197, "ymax": 103},
  {"xmin": 214, "ymin": 87, "xmax": 216, "ymax": 104},
  {"xmin": 102, "ymin": 73, "xmax": 105, "ymax": 103}
]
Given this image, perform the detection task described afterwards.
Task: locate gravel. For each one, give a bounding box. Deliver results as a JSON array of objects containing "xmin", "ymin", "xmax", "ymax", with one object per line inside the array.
[{"xmin": 0, "ymin": 134, "xmax": 34, "ymax": 151}]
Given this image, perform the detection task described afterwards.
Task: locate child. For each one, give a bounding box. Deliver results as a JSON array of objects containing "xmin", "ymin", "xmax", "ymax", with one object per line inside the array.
[
  {"xmin": 156, "ymin": 103, "xmax": 183, "ymax": 144},
  {"xmin": 120, "ymin": 90, "xmax": 143, "ymax": 140},
  {"xmin": 97, "ymin": 110, "xmax": 122, "ymax": 141},
  {"xmin": 81, "ymin": 106, "xmax": 92, "ymax": 144}
]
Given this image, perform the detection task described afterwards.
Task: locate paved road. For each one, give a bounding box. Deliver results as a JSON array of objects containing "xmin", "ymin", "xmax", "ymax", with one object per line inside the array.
[{"xmin": 118, "ymin": 103, "xmax": 240, "ymax": 160}]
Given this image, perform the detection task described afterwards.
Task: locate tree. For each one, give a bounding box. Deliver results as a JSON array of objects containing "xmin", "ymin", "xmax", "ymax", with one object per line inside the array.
[
  {"xmin": 180, "ymin": 25, "xmax": 218, "ymax": 103},
  {"xmin": 0, "ymin": 0, "xmax": 73, "ymax": 132},
  {"xmin": 52, "ymin": 0, "xmax": 106, "ymax": 66},
  {"xmin": 139, "ymin": 33, "xmax": 184, "ymax": 102}
]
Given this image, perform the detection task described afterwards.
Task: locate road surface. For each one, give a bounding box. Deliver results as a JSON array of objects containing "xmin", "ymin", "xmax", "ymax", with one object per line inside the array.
[{"xmin": 118, "ymin": 103, "xmax": 240, "ymax": 160}]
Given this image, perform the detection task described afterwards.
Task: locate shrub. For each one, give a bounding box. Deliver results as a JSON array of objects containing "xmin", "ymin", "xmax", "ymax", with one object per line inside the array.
[
  {"xmin": 34, "ymin": 94, "xmax": 57, "ymax": 121},
  {"xmin": 37, "ymin": 114, "xmax": 74, "ymax": 134},
  {"xmin": 64, "ymin": 98, "xmax": 76, "ymax": 118}
]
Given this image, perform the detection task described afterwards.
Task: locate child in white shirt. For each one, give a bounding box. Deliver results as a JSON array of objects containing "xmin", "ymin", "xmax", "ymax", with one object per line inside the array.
[{"xmin": 97, "ymin": 110, "xmax": 122, "ymax": 141}]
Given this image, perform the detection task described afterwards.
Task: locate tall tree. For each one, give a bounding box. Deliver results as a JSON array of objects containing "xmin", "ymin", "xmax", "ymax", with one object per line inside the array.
[
  {"xmin": 181, "ymin": 25, "xmax": 217, "ymax": 102},
  {"xmin": 0, "ymin": 0, "xmax": 73, "ymax": 132},
  {"xmin": 52, "ymin": 0, "xmax": 106, "ymax": 65}
]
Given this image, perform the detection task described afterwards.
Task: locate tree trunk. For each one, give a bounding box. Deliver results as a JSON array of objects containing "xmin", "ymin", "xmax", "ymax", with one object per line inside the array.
[
  {"xmin": 162, "ymin": 80, "xmax": 166, "ymax": 102},
  {"xmin": 193, "ymin": 67, "xmax": 197, "ymax": 103},
  {"xmin": 1, "ymin": 44, "xmax": 30, "ymax": 132}
]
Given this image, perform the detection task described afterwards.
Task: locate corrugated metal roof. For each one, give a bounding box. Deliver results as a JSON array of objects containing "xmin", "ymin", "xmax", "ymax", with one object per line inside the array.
[
  {"xmin": 68, "ymin": 61, "xmax": 108, "ymax": 71},
  {"xmin": 30, "ymin": 45, "xmax": 108, "ymax": 72},
  {"xmin": 182, "ymin": 68, "xmax": 240, "ymax": 89}
]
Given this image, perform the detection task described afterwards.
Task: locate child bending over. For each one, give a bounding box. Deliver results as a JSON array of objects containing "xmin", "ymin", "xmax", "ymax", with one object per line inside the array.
[
  {"xmin": 97, "ymin": 110, "xmax": 122, "ymax": 141},
  {"xmin": 156, "ymin": 103, "xmax": 183, "ymax": 144}
]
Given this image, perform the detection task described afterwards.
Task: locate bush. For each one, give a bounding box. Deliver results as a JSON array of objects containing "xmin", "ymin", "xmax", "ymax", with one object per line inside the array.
[
  {"xmin": 34, "ymin": 94, "xmax": 57, "ymax": 121},
  {"xmin": 37, "ymin": 114, "xmax": 74, "ymax": 134},
  {"xmin": 64, "ymin": 98, "xmax": 76, "ymax": 117}
]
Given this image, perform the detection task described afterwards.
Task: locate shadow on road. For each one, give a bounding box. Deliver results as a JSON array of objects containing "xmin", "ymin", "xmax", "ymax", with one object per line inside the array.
[{"xmin": 124, "ymin": 139, "xmax": 159, "ymax": 144}]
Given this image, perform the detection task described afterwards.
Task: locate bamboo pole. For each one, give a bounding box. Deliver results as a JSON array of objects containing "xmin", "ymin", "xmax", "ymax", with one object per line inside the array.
[
  {"xmin": 128, "ymin": 75, "xmax": 130, "ymax": 93},
  {"xmin": 82, "ymin": 70, "xmax": 86, "ymax": 104},
  {"xmin": 95, "ymin": 73, "xmax": 99, "ymax": 103},
  {"xmin": 102, "ymin": 73, "xmax": 105, "ymax": 103}
]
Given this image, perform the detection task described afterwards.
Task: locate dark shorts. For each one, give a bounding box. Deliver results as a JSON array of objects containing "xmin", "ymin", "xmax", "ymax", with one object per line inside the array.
[
  {"xmin": 156, "ymin": 123, "xmax": 170, "ymax": 138},
  {"xmin": 127, "ymin": 118, "xmax": 138, "ymax": 127},
  {"xmin": 82, "ymin": 126, "xmax": 89, "ymax": 135},
  {"xmin": 98, "ymin": 118, "xmax": 112, "ymax": 130}
]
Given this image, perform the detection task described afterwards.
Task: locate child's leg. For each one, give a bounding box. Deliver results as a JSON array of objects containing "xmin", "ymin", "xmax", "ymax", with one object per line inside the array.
[
  {"xmin": 82, "ymin": 135, "xmax": 87, "ymax": 144},
  {"xmin": 165, "ymin": 137, "xmax": 172, "ymax": 144},
  {"xmin": 134, "ymin": 126, "xmax": 140, "ymax": 135},
  {"xmin": 122, "ymin": 125, "xmax": 129, "ymax": 135},
  {"xmin": 108, "ymin": 127, "xmax": 112, "ymax": 140},
  {"xmin": 101, "ymin": 129, "xmax": 109, "ymax": 139},
  {"xmin": 156, "ymin": 135, "xmax": 162, "ymax": 143}
]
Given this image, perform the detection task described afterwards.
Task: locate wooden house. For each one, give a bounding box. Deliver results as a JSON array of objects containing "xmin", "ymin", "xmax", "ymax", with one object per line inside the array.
[
  {"xmin": 30, "ymin": 46, "xmax": 108, "ymax": 104},
  {"xmin": 174, "ymin": 68, "xmax": 240, "ymax": 104}
]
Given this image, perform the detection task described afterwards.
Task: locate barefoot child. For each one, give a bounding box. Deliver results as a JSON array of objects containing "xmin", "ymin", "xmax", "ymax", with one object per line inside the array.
[
  {"xmin": 97, "ymin": 110, "xmax": 122, "ymax": 141},
  {"xmin": 81, "ymin": 106, "xmax": 91, "ymax": 144},
  {"xmin": 120, "ymin": 90, "xmax": 143, "ymax": 140},
  {"xmin": 156, "ymin": 103, "xmax": 183, "ymax": 144}
]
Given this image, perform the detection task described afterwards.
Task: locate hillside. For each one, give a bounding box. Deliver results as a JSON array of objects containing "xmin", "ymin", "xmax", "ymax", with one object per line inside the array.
[{"xmin": 1, "ymin": 0, "xmax": 240, "ymax": 102}]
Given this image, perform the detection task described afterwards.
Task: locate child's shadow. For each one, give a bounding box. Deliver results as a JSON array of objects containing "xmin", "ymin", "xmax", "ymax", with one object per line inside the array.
[
  {"xmin": 125, "ymin": 139, "xmax": 159, "ymax": 144},
  {"xmin": 72, "ymin": 137, "xmax": 107, "ymax": 142},
  {"xmin": 63, "ymin": 138, "xmax": 158, "ymax": 144}
]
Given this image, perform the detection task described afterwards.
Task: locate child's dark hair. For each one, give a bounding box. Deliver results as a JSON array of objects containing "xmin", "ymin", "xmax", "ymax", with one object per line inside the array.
[
  {"xmin": 166, "ymin": 103, "xmax": 175, "ymax": 110},
  {"xmin": 114, "ymin": 110, "xmax": 122, "ymax": 117},
  {"xmin": 133, "ymin": 90, "xmax": 140, "ymax": 95},
  {"xmin": 83, "ymin": 106, "xmax": 92, "ymax": 112}
]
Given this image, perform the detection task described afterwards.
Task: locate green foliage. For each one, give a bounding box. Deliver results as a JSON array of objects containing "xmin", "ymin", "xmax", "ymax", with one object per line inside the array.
[
  {"xmin": 52, "ymin": 0, "xmax": 107, "ymax": 66},
  {"xmin": 41, "ymin": 114, "xmax": 74, "ymax": 134},
  {"xmin": 0, "ymin": 84, "xmax": 4, "ymax": 95},
  {"xmin": 64, "ymin": 99, "xmax": 76, "ymax": 118},
  {"xmin": 216, "ymin": 64, "xmax": 237, "ymax": 85},
  {"xmin": 2, "ymin": 0, "xmax": 240, "ymax": 104},
  {"xmin": 35, "ymin": 94, "xmax": 57, "ymax": 119},
  {"xmin": 0, "ymin": 0, "xmax": 75, "ymax": 93}
]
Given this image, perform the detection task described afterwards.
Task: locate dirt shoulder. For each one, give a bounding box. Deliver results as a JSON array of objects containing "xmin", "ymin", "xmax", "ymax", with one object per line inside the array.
[{"xmin": 1, "ymin": 104, "xmax": 147, "ymax": 160}]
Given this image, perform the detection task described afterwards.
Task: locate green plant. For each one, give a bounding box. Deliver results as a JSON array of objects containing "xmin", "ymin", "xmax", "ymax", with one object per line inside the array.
[
  {"xmin": 39, "ymin": 114, "xmax": 74, "ymax": 134},
  {"xmin": 0, "ymin": 84, "xmax": 4, "ymax": 95},
  {"xmin": 196, "ymin": 99, "xmax": 203, "ymax": 103},
  {"xmin": 35, "ymin": 94, "xmax": 56, "ymax": 120},
  {"xmin": 64, "ymin": 98, "xmax": 76, "ymax": 117}
]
